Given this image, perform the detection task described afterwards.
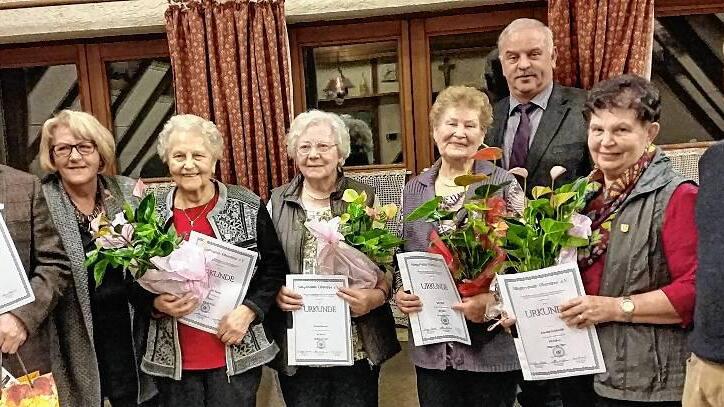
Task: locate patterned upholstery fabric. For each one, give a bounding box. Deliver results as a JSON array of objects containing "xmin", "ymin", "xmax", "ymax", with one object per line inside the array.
[{"xmin": 664, "ymin": 147, "xmax": 707, "ymax": 183}]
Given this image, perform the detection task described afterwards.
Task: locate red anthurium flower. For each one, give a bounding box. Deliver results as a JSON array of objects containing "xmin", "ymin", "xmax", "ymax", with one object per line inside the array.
[{"xmin": 471, "ymin": 147, "xmax": 503, "ymax": 161}]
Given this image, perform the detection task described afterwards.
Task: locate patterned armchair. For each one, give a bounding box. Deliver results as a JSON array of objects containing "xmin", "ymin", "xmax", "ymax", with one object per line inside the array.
[{"xmin": 662, "ymin": 143, "xmax": 712, "ymax": 183}]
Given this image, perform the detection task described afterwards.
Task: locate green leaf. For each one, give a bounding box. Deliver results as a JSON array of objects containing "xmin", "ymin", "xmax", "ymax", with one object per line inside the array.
[
  {"xmin": 551, "ymin": 192, "xmax": 577, "ymax": 209},
  {"xmin": 541, "ymin": 218, "xmax": 571, "ymax": 235},
  {"xmin": 405, "ymin": 196, "xmax": 442, "ymax": 222},
  {"xmin": 473, "ymin": 181, "xmax": 511, "ymax": 199},
  {"xmin": 532, "ymin": 186, "xmax": 553, "ymax": 199},
  {"xmin": 566, "ymin": 236, "xmax": 590, "ymax": 247},
  {"xmin": 123, "ymin": 203, "xmax": 135, "ymax": 223},
  {"xmin": 93, "ymin": 258, "xmax": 110, "ymax": 287},
  {"xmin": 136, "ymin": 194, "xmax": 156, "ymax": 223}
]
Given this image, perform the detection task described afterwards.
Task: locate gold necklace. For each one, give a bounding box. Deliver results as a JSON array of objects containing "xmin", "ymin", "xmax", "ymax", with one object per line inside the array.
[
  {"xmin": 302, "ymin": 185, "xmax": 332, "ymax": 200},
  {"xmin": 179, "ymin": 199, "xmax": 212, "ymax": 227}
]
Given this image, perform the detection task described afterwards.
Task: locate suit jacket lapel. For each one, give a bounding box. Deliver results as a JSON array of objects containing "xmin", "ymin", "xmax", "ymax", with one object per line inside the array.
[{"xmin": 526, "ymin": 85, "xmax": 569, "ymax": 176}]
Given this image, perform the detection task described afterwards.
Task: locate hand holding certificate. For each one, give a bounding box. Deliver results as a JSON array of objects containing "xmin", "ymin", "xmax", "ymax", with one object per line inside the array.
[
  {"xmin": 496, "ymin": 263, "xmax": 606, "ymax": 380},
  {"xmin": 179, "ymin": 232, "xmax": 258, "ymax": 334},
  {"xmin": 396, "ymin": 252, "xmax": 471, "ymax": 346},
  {"xmin": 287, "ymin": 275, "xmax": 353, "ymax": 366}
]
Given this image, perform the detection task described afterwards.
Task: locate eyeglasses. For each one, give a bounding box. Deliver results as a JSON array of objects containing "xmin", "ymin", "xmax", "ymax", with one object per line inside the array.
[
  {"xmin": 297, "ymin": 143, "xmax": 337, "ymax": 155},
  {"xmin": 52, "ymin": 142, "xmax": 96, "ymax": 157}
]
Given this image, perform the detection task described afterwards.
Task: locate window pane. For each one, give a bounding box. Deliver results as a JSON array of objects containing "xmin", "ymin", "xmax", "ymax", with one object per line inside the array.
[
  {"xmin": 303, "ymin": 41, "xmax": 404, "ymax": 166},
  {"xmin": 107, "ymin": 58, "xmax": 175, "ymax": 178},
  {"xmin": 429, "ymin": 31, "xmax": 508, "ymax": 104},
  {"xmin": 653, "ymin": 14, "xmax": 723, "ymax": 144},
  {"xmin": 0, "ymin": 64, "xmax": 81, "ymax": 174}
]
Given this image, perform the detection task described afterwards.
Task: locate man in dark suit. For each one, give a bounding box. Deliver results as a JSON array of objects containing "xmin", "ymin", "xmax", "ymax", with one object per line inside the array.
[
  {"xmin": 683, "ymin": 142, "xmax": 724, "ymax": 406},
  {"xmin": 0, "ymin": 164, "xmax": 71, "ymax": 373},
  {"xmin": 488, "ymin": 18, "xmax": 591, "ymax": 192},
  {"xmin": 488, "ymin": 18, "xmax": 592, "ymax": 407}
]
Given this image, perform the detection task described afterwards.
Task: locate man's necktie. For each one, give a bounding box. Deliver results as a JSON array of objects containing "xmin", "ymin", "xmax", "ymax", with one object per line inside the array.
[{"xmin": 509, "ymin": 103, "xmax": 537, "ymax": 169}]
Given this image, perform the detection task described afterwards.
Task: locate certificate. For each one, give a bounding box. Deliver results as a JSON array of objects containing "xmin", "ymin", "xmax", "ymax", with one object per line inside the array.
[
  {"xmin": 396, "ymin": 252, "xmax": 471, "ymax": 346},
  {"xmin": 287, "ymin": 274, "xmax": 353, "ymax": 366},
  {"xmin": 0, "ymin": 214, "xmax": 34, "ymax": 315},
  {"xmin": 497, "ymin": 263, "xmax": 606, "ymax": 380},
  {"xmin": 179, "ymin": 231, "xmax": 258, "ymax": 334}
]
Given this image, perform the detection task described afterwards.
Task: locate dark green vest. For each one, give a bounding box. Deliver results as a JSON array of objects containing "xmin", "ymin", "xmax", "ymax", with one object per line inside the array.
[{"xmin": 594, "ymin": 150, "xmax": 693, "ymax": 402}]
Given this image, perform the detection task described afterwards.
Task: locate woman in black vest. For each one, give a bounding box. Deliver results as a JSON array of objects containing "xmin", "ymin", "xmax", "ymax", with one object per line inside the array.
[
  {"xmin": 555, "ymin": 75, "xmax": 698, "ymax": 406},
  {"xmin": 267, "ymin": 110, "xmax": 400, "ymax": 407}
]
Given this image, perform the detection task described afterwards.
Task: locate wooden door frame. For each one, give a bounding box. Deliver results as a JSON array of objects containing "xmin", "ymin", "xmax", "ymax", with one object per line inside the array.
[
  {"xmin": 0, "ymin": 43, "xmax": 92, "ymax": 110},
  {"xmin": 409, "ymin": 5, "xmax": 547, "ymax": 171},
  {"xmin": 85, "ymin": 38, "xmax": 170, "ymax": 129},
  {"xmin": 289, "ymin": 20, "xmax": 416, "ymax": 173},
  {"xmin": 655, "ymin": 0, "xmax": 724, "ymax": 16}
]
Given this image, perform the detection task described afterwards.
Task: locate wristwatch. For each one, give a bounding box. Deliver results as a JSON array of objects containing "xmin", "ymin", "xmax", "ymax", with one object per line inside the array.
[{"xmin": 620, "ymin": 296, "xmax": 635, "ymax": 322}]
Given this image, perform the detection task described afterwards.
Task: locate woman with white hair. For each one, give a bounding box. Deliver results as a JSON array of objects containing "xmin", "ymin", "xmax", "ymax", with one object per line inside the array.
[
  {"xmin": 266, "ymin": 110, "xmax": 400, "ymax": 407},
  {"xmin": 141, "ymin": 114, "xmax": 287, "ymax": 407}
]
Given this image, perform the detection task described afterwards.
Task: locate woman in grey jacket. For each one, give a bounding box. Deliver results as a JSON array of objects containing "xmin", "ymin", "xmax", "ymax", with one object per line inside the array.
[
  {"xmin": 39, "ymin": 110, "xmax": 157, "ymax": 407},
  {"xmin": 267, "ymin": 110, "xmax": 400, "ymax": 407}
]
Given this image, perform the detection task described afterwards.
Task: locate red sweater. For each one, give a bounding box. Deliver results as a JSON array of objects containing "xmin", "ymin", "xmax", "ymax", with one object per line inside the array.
[
  {"xmin": 173, "ymin": 193, "xmax": 226, "ymax": 370},
  {"xmin": 581, "ymin": 183, "xmax": 698, "ymax": 326}
]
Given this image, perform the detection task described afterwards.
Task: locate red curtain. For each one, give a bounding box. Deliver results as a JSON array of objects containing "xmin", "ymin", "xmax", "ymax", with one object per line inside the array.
[
  {"xmin": 166, "ymin": 0, "xmax": 293, "ymax": 199},
  {"xmin": 549, "ymin": 0, "xmax": 654, "ymax": 90}
]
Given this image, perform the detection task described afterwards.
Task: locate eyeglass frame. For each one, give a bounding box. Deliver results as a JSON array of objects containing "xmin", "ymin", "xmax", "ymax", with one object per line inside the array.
[
  {"xmin": 51, "ymin": 141, "xmax": 97, "ymax": 158},
  {"xmin": 296, "ymin": 142, "xmax": 338, "ymax": 156}
]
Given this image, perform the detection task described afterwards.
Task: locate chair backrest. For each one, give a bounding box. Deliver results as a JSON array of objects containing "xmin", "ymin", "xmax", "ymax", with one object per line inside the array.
[
  {"xmin": 663, "ymin": 147, "xmax": 708, "ymax": 183},
  {"xmin": 347, "ymin": 169, "xmax": 410, "ymax": 237}
]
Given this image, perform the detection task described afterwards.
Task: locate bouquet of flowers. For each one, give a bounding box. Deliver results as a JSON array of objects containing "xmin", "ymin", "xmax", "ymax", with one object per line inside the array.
[
  {"xmin": 503, "ymin": 166, "xmax": 593, "ymax": 273},
  {"xmin": 405, "ymin": 147, "xmax": 511, "ymax": 297},
  {"xmin": 84, "ymin": 190, "xmax": 209, "ymax": 299},
  {"xmin": 305, "ymin": 189, "xmax": 404, "ymax": 289},
  {"xmin": 0, "ymin": 372, "xmax": 58, "ymax": 407}
]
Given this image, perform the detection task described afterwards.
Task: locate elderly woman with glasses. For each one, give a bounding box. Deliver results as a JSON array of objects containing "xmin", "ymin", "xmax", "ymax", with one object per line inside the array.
[
  {"xmin": 141, "ymin": 114, "xmax": 287, "ymax": 407},
  {"xmin": 38, "ymin": 110, "xmax": 157, "ymax": 407},
  {"xmin": 266, "ymin": 110, "xmax": 400, "ymax": 407}
]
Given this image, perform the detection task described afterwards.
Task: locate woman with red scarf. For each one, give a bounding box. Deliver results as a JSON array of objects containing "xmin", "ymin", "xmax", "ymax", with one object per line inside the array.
[{"xmin": 554, "ymin": 75, "xmax": 697, "ymax": 406}]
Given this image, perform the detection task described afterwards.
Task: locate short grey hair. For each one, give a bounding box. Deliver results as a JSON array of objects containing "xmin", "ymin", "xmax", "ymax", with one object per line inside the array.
[
  {"xmin": 287, "ymin": 110, "xmax": 351, "ymax": 164},
  {"xmin": 156, "ymin": 114, "xmax": 224, "ymax": 163},
  {"xmin": 498, "ymin": 18, "xmax": 554, "ymax": 55}
]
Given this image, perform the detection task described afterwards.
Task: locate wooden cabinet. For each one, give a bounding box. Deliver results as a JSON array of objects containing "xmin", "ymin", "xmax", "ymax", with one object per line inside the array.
[{"xmin": 289, "ymin": 2, "xmax": 546, "ymax": 174}]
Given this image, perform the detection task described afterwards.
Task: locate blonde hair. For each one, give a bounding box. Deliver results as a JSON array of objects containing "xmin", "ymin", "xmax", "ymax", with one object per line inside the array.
[
  {"xmin": 156, "ymin": 114, "xmax": 225, "ymax": 163},
  {"xmin": 429, "ymin": 86, "xmax": 494, "ymax": 133},
  {"xmin": 39, "ymin": 110, "xmax": 117, "ymax": 175}
]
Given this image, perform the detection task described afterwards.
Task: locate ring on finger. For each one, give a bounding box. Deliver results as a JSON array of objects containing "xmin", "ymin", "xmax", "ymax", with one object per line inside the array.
[{"xmin": 577, "ymin": 314, "xmax": 584, "ymax": 322}]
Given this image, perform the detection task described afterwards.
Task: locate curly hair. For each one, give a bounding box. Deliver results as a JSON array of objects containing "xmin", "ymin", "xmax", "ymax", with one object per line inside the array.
[
  {"xmin": 583, "ymin": 74, "xmax": 661, "ymax": 124},
  {"xmin": 429, "ymin": 85, "xmax": 494, "ymax": 133},
  {"xmin": 156, "ymin": 114, "xmax": 224, "ymax": 163}
]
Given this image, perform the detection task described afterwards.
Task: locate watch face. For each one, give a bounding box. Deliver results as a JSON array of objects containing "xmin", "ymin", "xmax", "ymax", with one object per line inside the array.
[{"xmin": 622, "ymin": 300, "xmax": 635, "ymax": 313}]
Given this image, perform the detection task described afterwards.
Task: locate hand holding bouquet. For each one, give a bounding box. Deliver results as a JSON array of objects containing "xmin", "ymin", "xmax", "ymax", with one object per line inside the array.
[
  {"xmin": 84, "ymin": 191, "xmax": 209, "ymax": 299},
  {"xmin": 405, "ymin": 147, "xmax": 511, "ymax": 297},
  {"xmin": 305, "ymin": 189, "xmax": 403, "ymax": 289}
]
